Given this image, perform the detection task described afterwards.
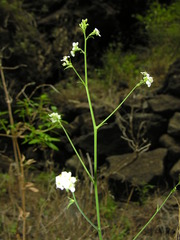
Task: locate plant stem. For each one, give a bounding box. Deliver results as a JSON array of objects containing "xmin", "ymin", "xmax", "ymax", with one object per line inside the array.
[
  {"xmin": 85, "ymin": 84, "xmax": 103, "ymax": 239},
  {"xmin": 97, "ymin": 82, "xmax": 142, "ymax": 129},
  {"xmin": 0, "ymin": 62, "xmax": 26, "ymax": 240},
  {"xmin": 133, "ymin": 181, "xmax": 180, "ymax": 240},
  {"xmin": 94, "ymin": 127, "xmax": 103, "ymax": 240},
  {"xmin": 0, "ymin": 64, "xmax": 20, "ymax": 176},
  {"xmin": 72, "ymin": 66, "xmax": 85, "ymax": 86},
  {"xmin": 72, "ymin": 193, "xmax": 98, "ymax": 231},
  {"xmin": 60, "ymin": 124, "xmax": 94, "ymax": 183},
  {"xmin": 83, "ymin": 34, "xmax": 103, "ymax": 240},
  {"xmin": 16, "ymin": 142, "xmax": 26, "ymax": 240}
]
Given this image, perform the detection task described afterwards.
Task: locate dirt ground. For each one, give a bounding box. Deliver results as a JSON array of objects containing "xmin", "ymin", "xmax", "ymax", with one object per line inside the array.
[{"xmin": 0, "ymin": 170, "xmax": 180, "ymax": 240}]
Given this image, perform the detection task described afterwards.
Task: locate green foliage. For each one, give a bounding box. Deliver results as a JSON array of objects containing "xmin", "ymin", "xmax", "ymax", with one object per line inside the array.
[
  {"xmin": 98, "ymin": 43, "xmax": 139, "ymax": 88},
  {"xmin": 0, "ymin": 93, "xmax": 61, "ymax": 151},
  {"xmin": 136, "ymin": 1, "xmax": 180, "ymax": 53},
  {"xmin": 16, "ymin": 93, "xmax": 50, "ymax": 123},
  {"xmin": 0, "ymin": 173, "xmax": 10, "ymax": 197},
  {"xmin": 0, "ymin": 111, "xmax": 8, "ymax": 132},
  {"xmin": 23, "ymin": 130, "xmax": 60, "ymax": 151},
  {"xmin": 15, "ymin": 93, "xmax": 61, "ymax": 150},
  {"xmin": 0, "ymin": 216, "xmax": 17, "ymax": 237},
  {"xmin": 100, "ymin": 194, "xmax": 131, "ymax": 239},
  {"xmin": 0, "ymin": 0, "xmax": 25, "ymax": 28},
  {"xmin": 137, "ymin": 183, "xmax": 154, "ymax": 205},
  {"xmin": 135, "ymin": 0, "xmax": 180, "ymax": 81},
  {"xmin": 32, "ymin": 173, "xmax": 56, "ymax": 212},
  {"xmin": 100, "ymin": 194, "xmax": 117, "ymax": 219},
  {"xmin": 111, "ymin": 217, "xmax": 130, "ymax": 240},
  {"xmin": 9, "ymin": 222, "xmax": 18, "ymax": 235},
  {"xmin": 25, "ymin": 0, "xmax": 61, "ymax": 15},
  {"xmin": 35, "ymin": 171, "xmax": 56, "ymax": 187}
]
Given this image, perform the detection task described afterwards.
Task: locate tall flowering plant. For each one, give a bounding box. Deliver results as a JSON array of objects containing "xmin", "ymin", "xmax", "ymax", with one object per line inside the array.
[{"xmin": 48, "ymin": 19, "xmax": 180, "ymax": 240}]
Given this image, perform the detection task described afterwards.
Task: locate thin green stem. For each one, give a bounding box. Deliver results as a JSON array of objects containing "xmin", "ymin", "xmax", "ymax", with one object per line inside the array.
[
  {"xmin": 83, "ymin": 34, "xmax": 103, "ymax": 239},
  {"xmin": 72, "ymin": 65, "xmax": 85, "ymax": 86},
  {"xmin": 94, "ymin": 127, "xmax": 103, "ymax": 240},
  {"xmin": 85, "ymin": 85, "xmax": 96, "ymax": 125},
  {"xmin": 133, "ymin": 181, "xmax": 180, "ymax": 240},
  {"xmin": 61, "ymin": 123, "xmax": 94, "ymax": 183},
  {"xmin": 97, "ymin": 82, "xmax": 142, "ymax": 130},
  {"xmin": 84, "ymin": 35, "xmax": 88, "ymax": 86},
  {"xmin": 72, "ymin": 192, "xmax": 98, "ymax": 231}
]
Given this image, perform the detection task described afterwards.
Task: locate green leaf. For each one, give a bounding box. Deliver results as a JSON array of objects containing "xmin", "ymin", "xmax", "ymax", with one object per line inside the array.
[
  {"xmin": 51, "ymin": 106, "xmax": 58, "ymax": 112},
  {"xmin": 0, "ymin": 111, "xmax": 8, "ymax": 116},
  {"xmin": 28, "ymin": 139, "xmax": 40, "ymax": 144},
  {"xmin": 67, "ymin": 197, "xmax": 75, "ymax": 209},
  {"xmin": 48, "ymin": 137, "xmax": 60, "ymax": 142},
  {"xmin": 46, "ymin": 142, "xmax": 59, "ymax": 151}
]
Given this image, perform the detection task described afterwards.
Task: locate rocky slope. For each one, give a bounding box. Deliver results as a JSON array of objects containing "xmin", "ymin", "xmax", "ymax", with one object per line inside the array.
[{"xmin": 54, "ymin": 58, "xmax": 180, "ymax": 200}]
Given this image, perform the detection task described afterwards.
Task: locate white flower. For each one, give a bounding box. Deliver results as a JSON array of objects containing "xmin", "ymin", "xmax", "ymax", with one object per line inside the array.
[
  {"xmin": 94, "ymin": 28, "xmax": 101, "ymax": 37},
  {"xmin": 56, "ymin": 171, "xmax": 76, "ymax": 193},
  {"xmin": 146, "ymin": 78, "xmax": 153, "ymax": 87},
  {"xmin": 141, "ymin": 71, "xmax": 153, "ymax": 87},
  {"xmin": 70, "ymin": 42, "xmax": 80, "ymax": 57},
  {"xmin": 72, "ymin": 42, "xmax": 79, "ymax": 49},
  {"xmin": 49, "ymin": 112, "xmax": 61, "ymax": 123},
  {"xmin": 70, "ymin": 51, "xmax": 75, "ymax": 57},
  {"xmin": 61, "ymin": 55, "xmax": 71, "ymax": 67}
]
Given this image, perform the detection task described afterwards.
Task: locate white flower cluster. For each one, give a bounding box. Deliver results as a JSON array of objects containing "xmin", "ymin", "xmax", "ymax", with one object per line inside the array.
[
  {"xmin": 61, "ymin": 56, "xmax": 71, "ymax": 67},
  {"xmin": 61, "ymin": 19, "xmax": 101, "ymax": 68},
  {"xmin": 56, "ymin": 171, "xmax": 76, "ymax": 193},
  {"xmin": 49, "ymin": 112, "xmax": 61, "ymax": 123},
  {"xmin": 141, "ymin": 72, "xmax": 153, "ymax": 87},
  {"xmin": 70, "ymin": 42, "xmax": 80, "ymax": 57},
  {"xmin": 93, "ymin": 28, "xmax": 101, "ymax": 37}
]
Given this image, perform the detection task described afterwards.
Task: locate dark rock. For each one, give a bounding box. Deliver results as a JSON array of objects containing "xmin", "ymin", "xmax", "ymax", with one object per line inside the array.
[
  {"xmin": 168, "ymin": 112, "xmax": 180, "ymax": 137},
  {"xmin": 60, "ymin": 101, "xmax": 90, "ymax": 123},
  {"xmin": 63, "ymin": 101, "xmax": 115, "ymax": 136},
  {"xmin": 164, "ymin": 149, "xmax": 180, "ymax": 177},
  {"xmin": 106, "ymin": 148, "xmax": 167, "ymax": 199},
  {"xmin": 159, "ymin": 134, "xmax": 179, "ymax": 148},
  {"xmin": 68, "ymin": 113, "xmax": 93, "ymax": 137},
  {"xmin": 123, "ymin": 90, "xmax": 154, "ymax": 112},
  {"xmin": 159, "ymin": 134, "xmax": 180, "ymax": 158},
  {"xmin": 170, "ymin": 160, "xmax": 180, "ymax": 182},
  {"xmin": 132, "ymin": 113, "xmax": 167, "ymax": 148},
  {"xmin": 74, "ymin": 122, "xmax": 131, "ymax": 158},
  {"xmin": 53, "ymin": 58, "xmax": 180, "ymax": 189},
  {"xmin": 0, "ymin": 154, "xmax": 13, "ymax": 172},
  {"xmin": 161, "ymin": 58, "xmax": 180, "ymax": 97},
  {"xmin": 148, "ymin": 94, "xmax": 180, "ymax": 114},
  {"xmin": 159, "ymin": 134, "xmax": 180, "ymax": 174},
  {"xmin": 65, "ymin": 155, "xmax": 82, "ymax": 173},
  {"xmin": 107, "ymin": 148, "xmax": 166, "ymax": 185}
]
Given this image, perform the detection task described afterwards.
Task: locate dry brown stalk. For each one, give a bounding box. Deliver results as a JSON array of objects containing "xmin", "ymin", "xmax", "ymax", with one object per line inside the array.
[{"xmin": 0, "ymin": 49, "xmax": 27, "ymax": 240}]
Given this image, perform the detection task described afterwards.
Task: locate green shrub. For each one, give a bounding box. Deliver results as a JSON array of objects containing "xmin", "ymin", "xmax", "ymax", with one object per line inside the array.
[
  {"xmin": 135, "ymin": 0, "xmax": 180, "ymax": 83},
  {"xmin": 136, "ymin": 1, "xmax": 180, "ymax": 53}
]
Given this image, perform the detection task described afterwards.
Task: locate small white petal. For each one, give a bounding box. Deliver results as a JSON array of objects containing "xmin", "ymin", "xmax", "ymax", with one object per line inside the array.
[
  {"xmin": 94, "ymin": 28, "xmax": 101, "ymax": 37},
  {"xmin": 141, "ymin": 71, "xmax": 153, "ymax": 87},
  {"xmin": 70, "ymin": 51, "xmax": 75, "ymax": 57},
  {"xmin": 49, "ymin": 112, "xmax": 61, "ymax": 123}
]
